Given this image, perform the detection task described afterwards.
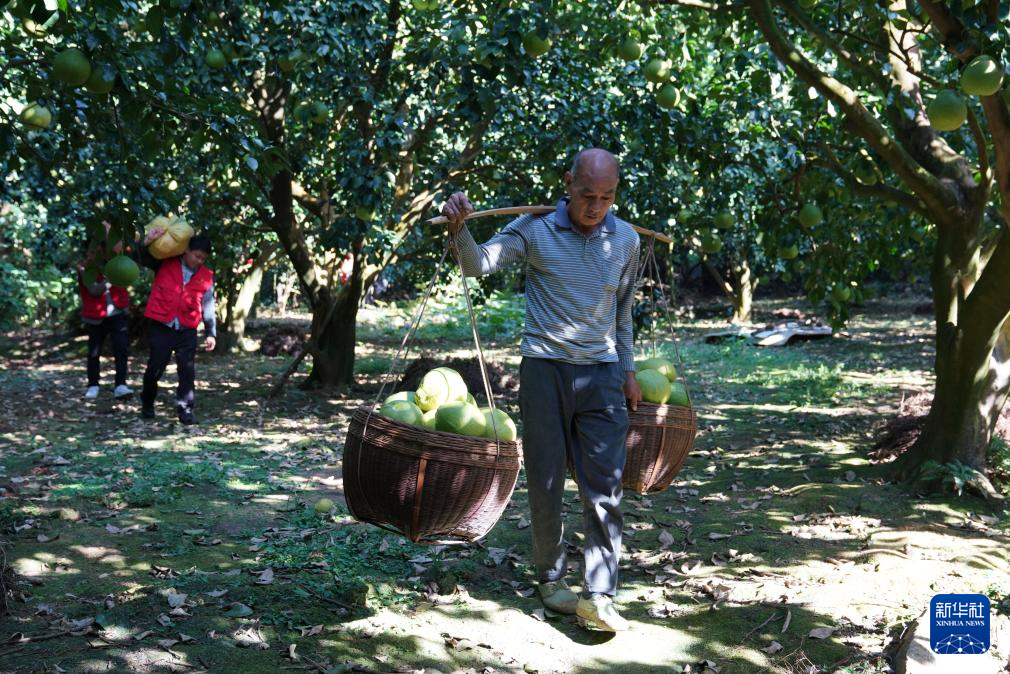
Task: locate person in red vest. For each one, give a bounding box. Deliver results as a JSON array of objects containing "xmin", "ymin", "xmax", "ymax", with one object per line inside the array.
[
  {"xmin": 78, "ymin": 239, "xmax": 132, "ymax": 400},
  {"xmin": 138, "ymin": 231, "xmax": 217, "ymax": 425}
]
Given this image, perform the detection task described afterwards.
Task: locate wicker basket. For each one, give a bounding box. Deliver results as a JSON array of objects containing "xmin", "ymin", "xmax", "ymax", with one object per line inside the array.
[
  {"xmin": 565, "ymin": 401, "xmax": 696, "ymax": 495},
  {"xmin": 623, "ymin": 402, "xmax": 697, "ymax": 494},
  {"xmin": 342, "ymin": 405, "xmax": 523, "ymax": 544}
]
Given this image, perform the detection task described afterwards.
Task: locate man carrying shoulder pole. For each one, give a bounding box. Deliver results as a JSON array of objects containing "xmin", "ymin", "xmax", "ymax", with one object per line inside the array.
[{"xmin": 442, "ymin": 148, "xmax": 641, "ymax": 631}]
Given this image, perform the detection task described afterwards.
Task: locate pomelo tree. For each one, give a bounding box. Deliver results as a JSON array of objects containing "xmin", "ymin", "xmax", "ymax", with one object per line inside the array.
[
  {"xmin": 644, "ymin": 0, "xmax": 1009, "ymax": 489},
  {"xmin": 747, "ymin": 0, "xmax": 1010, "ymax": 492}
]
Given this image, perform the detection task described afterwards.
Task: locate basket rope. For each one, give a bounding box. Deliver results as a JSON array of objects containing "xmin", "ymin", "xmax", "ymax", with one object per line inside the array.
[{"xmin": 637, "ymin": 233, "xmax": 691, "ymax": 400}]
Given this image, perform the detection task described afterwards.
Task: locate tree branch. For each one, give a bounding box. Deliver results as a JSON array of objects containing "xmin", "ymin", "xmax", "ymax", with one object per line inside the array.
[
  {"xmin": 779, "ymin": 2, "xmax": 889, "ymax": 92},
  {"xmin": 916, "ymin": 0, "xmax": 1010, "ymax": 229},
  {"xmin": 966, "ymin": 107, "xmax": 991, "ymax": 191},
  {"xmin": 748, "ymin": 0, "xmax": 957, "ymax": 218},
  {"xmin": 816, "ymin": 144, "xmax": 929, "ymax": 217},
  {"xmin": 702, "ymin": 258, "xmax": 739, "ymax": 304},
  {"xmin": 915, "ymin": 1, "xmax": 977, "ymax": 60}
]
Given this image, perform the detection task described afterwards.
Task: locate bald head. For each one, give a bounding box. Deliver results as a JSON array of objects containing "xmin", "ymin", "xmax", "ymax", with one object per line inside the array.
[
  {"xmin": 564, "ymin": 148, "xmax": 620, "ymax": 231},
  {"xmin": 570, "ymin": 148, "xmax": 620, "ymax": 183}
]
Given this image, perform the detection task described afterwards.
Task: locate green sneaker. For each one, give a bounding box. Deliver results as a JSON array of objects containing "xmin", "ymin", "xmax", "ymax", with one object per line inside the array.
[
  {"xmin": 537, "ymin": 579, "xmax": 578, "ymax": 615},
  {"xmin": 576, "ymin": 594, "xmax": 629, "ymax": 632}
]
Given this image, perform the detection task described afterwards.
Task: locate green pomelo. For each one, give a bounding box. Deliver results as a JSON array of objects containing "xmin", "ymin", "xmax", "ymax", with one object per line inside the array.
[
  {"xmin": 20, "ymin": 102, "xmax": 51, "ymax": 129},
  {"xmin": 617, "ymin": 37, "xmax": 642, "ymax": 62},
  {"xmin": 700, "ymin": 233, "xmax": 722, "ymax": 254},
  {"xmin": 797, "ymin": 203, "xmax": 823, "ymax": 228},
  {"xmin": 832, "ymin": 285, "xmax": 852, "ymax": 302},
  {"xmin": 314, "ymin": 498, "xmax": 334, "ymax": 514},
  {"xmin": 643, "ymin": 58, "xmax": 669, "ymax": 83},
  {"xmin": 85, "ymin": 64, "xmax": 117, "ymax": 94},
  {"xmin": 53, "ymin": 48, "xmax": 91, "ymax": 86},
  {"xmin": 480, "ymin": 407, "xmax": 517, "ymax": 442},
  {"xmin": 420, "ymin": 409, "xmax": 438, "ymax": 430},
  {"xmin": 636, "ymin": 369, "xmax": 671, "ymax": 405},
  {"xmin": 638, "ymin": 357, "xmax": 677, "ymax": 382},
  {"xmin": 960, "ymin": 55, "xmax": 1004, "ymax": 96},
  {"xmin": 383, "ymin": 391, "xmax": 416, "ymax": 405},
  {"xmin": 522, "ymin": 32, "xmax": 551, "ymax": 58},
  {"xmin": 311, "ymin": 100, "xmax": 328, "ymax": 123},
  {"xmin": 777, "ymin": 244, "xmax": 799, "ymax": 260},
  {"xmin": 414, "ymin": 371, "xmax": 446, "ymax": 411},
  {"xmin": 668, "ymin": 381, "xmax": 691, "ymax": 407},
  {"xmin": 713, "ymin": 210, "xmax": 734, "ymax": 229},
  {"xmin": 927, "ymin": 91, "xmax": 967, "ymax": 131},
  {"xmin": 378, "ymin": 400, "xmax": 424, "ymax": 427},
  {"xmin": 205, "ymin": 48, "xmax": 227, "ymax": 69},
  {"xmin": 104, "ymin": 255, "xmax": 140, "ymax": 287},
  {"xmin": 435, "ymin": 402, "xmax": 487, "ymax": 437},
  {"xmin": 433, "ymin": 367, "xmax": 468, "ymax": 400},
  {"xmin": 656, "ymin": 83, "xmax": 680, "ymax": 109}
]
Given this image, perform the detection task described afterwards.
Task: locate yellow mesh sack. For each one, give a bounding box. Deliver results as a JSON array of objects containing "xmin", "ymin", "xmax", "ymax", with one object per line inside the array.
[{"xmin": 145, "ymin": 215, "xmax": 193, "ymax": 260}]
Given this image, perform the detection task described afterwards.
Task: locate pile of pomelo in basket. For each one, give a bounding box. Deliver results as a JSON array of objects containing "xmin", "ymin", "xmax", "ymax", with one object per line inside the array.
[
  {"xmin": 377, "ymin": 366, "xmax": 517, "ymax": 441},
  {"xmin": 634, "ymin": 356, "xmax": 691, "ymax": 407}
]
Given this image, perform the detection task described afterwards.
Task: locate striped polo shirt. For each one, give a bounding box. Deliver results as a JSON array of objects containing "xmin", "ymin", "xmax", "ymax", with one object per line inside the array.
[{"xmin": 454, "ymin": 198, "xmax": 640, "ymax": 371}]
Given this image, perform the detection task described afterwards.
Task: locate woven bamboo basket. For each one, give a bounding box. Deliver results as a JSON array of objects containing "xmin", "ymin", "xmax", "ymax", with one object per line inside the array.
[
  {"xmin": 343, "ymin": 405, "xmax": 523, "ymax": 544},
  {"xmin": 623, "ymin": 401, "xmax": 697, "ymax": 494},
  {"xmin": 566, "ymin": 401, "xmax": 696, "ymax": 495}
]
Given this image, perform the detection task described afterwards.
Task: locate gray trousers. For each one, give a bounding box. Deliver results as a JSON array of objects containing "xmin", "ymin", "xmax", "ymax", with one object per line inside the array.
[{"xmin": 518, "ymin": 357, "xmax": 629, "ymax": 596}]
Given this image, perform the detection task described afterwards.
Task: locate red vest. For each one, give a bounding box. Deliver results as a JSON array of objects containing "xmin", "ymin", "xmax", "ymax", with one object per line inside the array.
[
  {"xmin": 79, "ymin": 273, "xmax": 130, "ymax": 320},
  {"xmin": 144, "ymin": 257, "xmax": 214, "ymax": 329}
]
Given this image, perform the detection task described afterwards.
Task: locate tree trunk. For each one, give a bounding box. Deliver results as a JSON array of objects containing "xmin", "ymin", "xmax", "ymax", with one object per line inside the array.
[
  {"xmin": 702, "ymin": 258, "xmax": 751, "ymax": 323},
  {"xmin": 894, "ymin": 250, "xmax": 1010, "ymax": 480},
  {"xmin": 216, "ymin": 245, "xmax": 278, "ymax": 354},
  {"xmin": 730, "ymin": 260, "xmax": 756, "ymax": 324},
  {"xmin": 305, "ymin": 284, "xmax": 362, "ymax": 388}
]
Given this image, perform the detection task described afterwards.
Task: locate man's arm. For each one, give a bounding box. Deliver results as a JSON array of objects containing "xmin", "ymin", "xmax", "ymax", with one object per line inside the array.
[
  {"xmin": 443, "ymin": 191, "xmax": 529, "ymax": 277},
  {"xmin": 202, "ymin": 283, "xmax": 217, "ymax": 338},
  {"xmin": 134, "ymin": 228, "xmax": 164, "ymax": 271},
  {"xmin": 616, "ymin": 239, "xmax": 642, "ymax": 410},
  {"xmin": 135, "ymin": 242, "xmax": 162, "ymax": 271},
  {"xmin": 615, "ymin": 239, "xmax": 640, "ymax": 373},
  {"xmin": 202, "ymin": 282, "xmax": 217, "ymax": 351},
  {"xmin": 453, "ymin": 221, "xmax": 529, "ymax": 277}
]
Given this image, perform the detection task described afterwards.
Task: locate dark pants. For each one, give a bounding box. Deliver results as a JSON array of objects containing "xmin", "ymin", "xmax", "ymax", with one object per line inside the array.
[
  {"xmin": 141, "ymin": 320, "xmax": 198, "ymax": 414},
  {"xmin": 518, "ymin": 357, "xmax": 629, "ymax": 597},
  {"xmin": 86, "ymin": 314, "xmax": 129, "ymax": 387}
]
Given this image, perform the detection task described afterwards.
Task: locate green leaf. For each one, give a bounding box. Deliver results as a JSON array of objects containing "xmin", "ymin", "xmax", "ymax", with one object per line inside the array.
[{"xmin": 224, "ymin": 603, "xmax": 253, "ymax": 618}]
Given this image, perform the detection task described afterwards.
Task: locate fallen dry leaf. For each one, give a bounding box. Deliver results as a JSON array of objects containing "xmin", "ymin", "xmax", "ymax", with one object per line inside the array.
[
  {"xmin": 809, "ymin": 626, "xmax": 836, "ymax": 639},
  {"xmin": 299, "ymin": 624, "xmax": 323, "ymax": 637},
  {"xmin": 761, "ymin": 641, "xmax": 783, "ymax": 654}
]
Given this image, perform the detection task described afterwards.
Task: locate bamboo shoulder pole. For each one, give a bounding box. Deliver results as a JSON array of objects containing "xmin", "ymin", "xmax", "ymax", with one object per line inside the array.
[{"xmin": 427, "ymin": 205, "xmax": 673, "ymax": 245}]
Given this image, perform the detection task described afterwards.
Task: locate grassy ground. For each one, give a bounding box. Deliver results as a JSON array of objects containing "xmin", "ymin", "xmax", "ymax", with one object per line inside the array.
[{"xmin": 0, "ymin": 290, "xmax": 1008, "ymax": 674}]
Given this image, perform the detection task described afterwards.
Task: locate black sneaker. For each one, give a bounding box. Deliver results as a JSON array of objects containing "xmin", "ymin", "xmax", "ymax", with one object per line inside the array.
[
  {"xmin": 178, "ymin": 410, "xmax": 196, "ymax": 425},
  {"xmin": 141, "ymin": 406, "xmax": 155, "ymax": 419}
]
